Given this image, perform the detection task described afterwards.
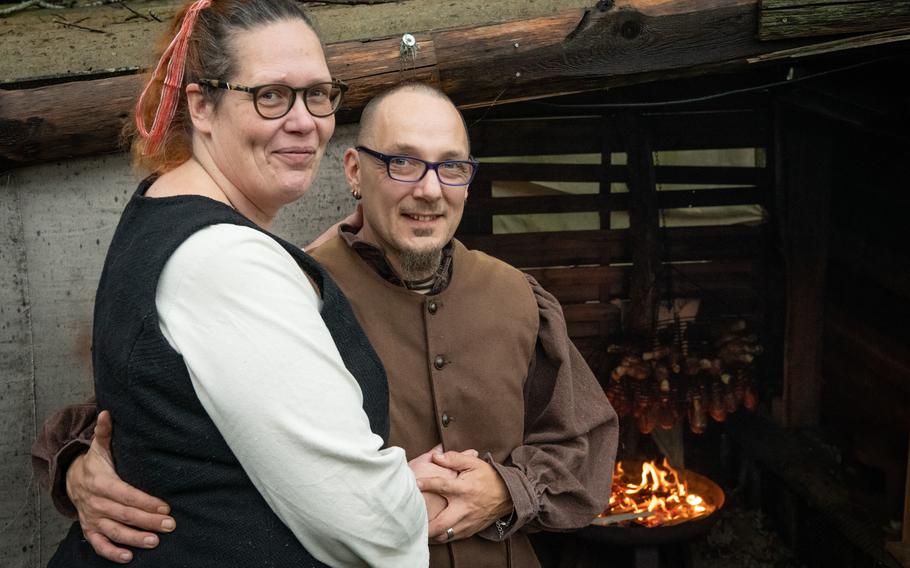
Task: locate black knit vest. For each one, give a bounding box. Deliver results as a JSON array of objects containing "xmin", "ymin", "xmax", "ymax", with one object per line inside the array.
[{"xmin": 49, "ymin": 180, "xmax": 390, "ymax": 567}]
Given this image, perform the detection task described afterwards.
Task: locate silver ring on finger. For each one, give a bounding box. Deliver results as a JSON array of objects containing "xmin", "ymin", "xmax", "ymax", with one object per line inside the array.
[{"xmin": 445, "ymin": 527, "xmax": 455, "ymax": 541}]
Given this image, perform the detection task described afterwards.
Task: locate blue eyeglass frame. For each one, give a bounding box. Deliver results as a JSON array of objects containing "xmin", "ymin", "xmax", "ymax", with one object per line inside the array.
[{"xmin": 355, "ymin": 146, "xmax": 479, "ymax": 187}]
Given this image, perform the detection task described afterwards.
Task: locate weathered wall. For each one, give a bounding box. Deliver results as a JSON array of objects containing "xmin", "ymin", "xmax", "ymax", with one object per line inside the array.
[{"xmin": 0, "ymin": 124, "xmax": 357, "ymax": 566}]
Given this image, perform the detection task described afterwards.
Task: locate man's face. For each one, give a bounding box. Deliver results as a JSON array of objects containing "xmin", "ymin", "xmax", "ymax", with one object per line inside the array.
[{"xmin": 345, "ymin": 90, "xmax": 470, "ymax": 273}]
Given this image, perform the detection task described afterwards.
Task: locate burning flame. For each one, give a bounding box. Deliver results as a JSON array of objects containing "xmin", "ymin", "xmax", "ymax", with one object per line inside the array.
[{"xmin": 602, "ymin": 458, "xmax": 714, "ymax": 527}]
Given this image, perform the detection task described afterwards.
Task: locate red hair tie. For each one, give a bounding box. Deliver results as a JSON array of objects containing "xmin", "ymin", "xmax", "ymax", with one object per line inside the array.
[{"xmin": 136, "ymin": 0, "xmax": 212, "ymax": 156}]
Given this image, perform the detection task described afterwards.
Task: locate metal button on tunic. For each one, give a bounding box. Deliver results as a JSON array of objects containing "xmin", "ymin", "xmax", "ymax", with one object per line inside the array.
[
  {"xmin": 433, "ymin": 355, "xmax": 445, "ymax": 369},
  {"xmin": 427, "ymin": 301, "xmax": 438, "ymax": 314},
  {"xmin": 441, "ymin": 413, "xmax": 452, "ymax": 427}
]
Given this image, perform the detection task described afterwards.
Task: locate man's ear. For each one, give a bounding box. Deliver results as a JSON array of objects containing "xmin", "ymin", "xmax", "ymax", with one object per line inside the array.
[
  {"xmin": 186, "ymin": 83, "xmax": 214, "ymax": 134},
  {"xmin": 342, "ymin": 147, "xmax": 362, "ymax": 195}
]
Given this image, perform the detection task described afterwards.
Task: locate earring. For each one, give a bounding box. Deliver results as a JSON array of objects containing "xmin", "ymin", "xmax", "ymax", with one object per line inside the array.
[{"xmin": 351, "ymin": 189, "xmax": 362, "ymax": 200}]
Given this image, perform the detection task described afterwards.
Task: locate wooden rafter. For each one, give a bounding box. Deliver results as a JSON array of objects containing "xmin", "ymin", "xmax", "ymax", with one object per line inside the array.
[{"xmin": 0, "ymin": 0, "xmax": 901, "ymax": 169}]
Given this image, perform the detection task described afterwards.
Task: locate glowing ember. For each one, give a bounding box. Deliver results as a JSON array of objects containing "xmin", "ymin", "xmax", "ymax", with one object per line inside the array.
[{"xmin": 599, "ymin": 459, "xmax": 717, "ymax": 527}]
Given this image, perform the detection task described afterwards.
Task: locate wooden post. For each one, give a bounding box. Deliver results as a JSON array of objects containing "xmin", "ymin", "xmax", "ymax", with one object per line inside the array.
[
  {"xmin": 886, "ymin": 436, "xmax": 910, "ymax": 567},
  {"xmin": 775, "ymin": 105, "xmax": 833, "ymax": 427},
  {"xmin": 457, "ymin": 178, "xmax": 493, "ymax": 236},
  {"xmin": 618, "ymin": 112, "xmax": 661, "ymax": 338},
  {"xmin": 599, "ymin": 114, "xmax": 613, "ymax": 231}
]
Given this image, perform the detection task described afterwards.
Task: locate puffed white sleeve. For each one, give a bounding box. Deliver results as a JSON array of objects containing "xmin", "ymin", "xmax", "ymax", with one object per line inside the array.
[{"xmin": 156, "ymin": 223, "xmax": 428, "ymax": 568}]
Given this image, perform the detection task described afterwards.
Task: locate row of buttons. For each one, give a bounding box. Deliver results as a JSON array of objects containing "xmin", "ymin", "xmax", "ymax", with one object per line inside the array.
[{"xmin": 428, "ymin": 299, "xmax": 449, "ymax": 427}]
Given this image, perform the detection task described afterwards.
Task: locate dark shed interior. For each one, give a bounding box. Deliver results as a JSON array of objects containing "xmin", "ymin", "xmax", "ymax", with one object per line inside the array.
[{"xmin": 457, "ymin": 45, "xmax": 910, "ymax": 568}]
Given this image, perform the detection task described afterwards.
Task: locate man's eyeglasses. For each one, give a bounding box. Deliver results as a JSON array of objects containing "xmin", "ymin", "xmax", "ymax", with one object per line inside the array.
[
  {"xmin": 356, "ymin": 146, "xmax": 478, "ymax": 187},
  {"xmin": 197, "ymin": 79, "xmax": 348, "ymax": 119}
]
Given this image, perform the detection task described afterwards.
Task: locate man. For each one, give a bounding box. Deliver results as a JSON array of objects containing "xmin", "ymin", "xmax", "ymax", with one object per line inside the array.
[{"xmin": 33, "ymin": 83, "xmax": 618, "ymax": 567}]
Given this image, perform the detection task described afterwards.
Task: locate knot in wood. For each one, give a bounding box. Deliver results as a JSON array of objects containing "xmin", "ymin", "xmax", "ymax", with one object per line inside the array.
[{"xmin": 621, "ymin": 19, "xmax": 642, "ymax": 40}]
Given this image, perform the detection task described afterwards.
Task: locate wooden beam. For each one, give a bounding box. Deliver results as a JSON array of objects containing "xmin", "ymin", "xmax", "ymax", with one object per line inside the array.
[
  {"xmin": 776, "ymin": 105, "xmax": 834, "ymax": 428},
  {"xmin": 885, "ymin": 435, "xmax": 910, "ymax": 567},
  {"xmin": 462, "ymin": 186, "xmax": 764, "ymax": 216},
  {"xmin": 0, "ymin": 0, "xmax": 593, "ymax": 86},
  {"xmin": 2, "ymin": 0, "xmax": 829, "ymax": 169},
  {"xmin": 457, "ymin": 225, "xmax": 763, "ymax": 267},
  {"xmin": 759, "ymin": 0, "xmax": 910, "ymax": 41},
  {"xmin": 469, "ymin": 110, "xmax": 771, "ymax": 157},
  {"xmin": 619, "ymin": 112, "xmax": 661, "ymax": 338}
]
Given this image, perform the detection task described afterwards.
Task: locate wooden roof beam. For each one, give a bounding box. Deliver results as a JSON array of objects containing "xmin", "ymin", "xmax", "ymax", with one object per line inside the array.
[{"xmin": 0, "ymin": 0, "xmax": 867, "ymax": 169}]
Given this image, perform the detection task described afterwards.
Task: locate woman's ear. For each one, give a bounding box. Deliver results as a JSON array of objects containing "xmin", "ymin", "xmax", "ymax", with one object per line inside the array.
[{"xmin": 186, "ymin": 83, "xmax": 214, "ymax": 134}]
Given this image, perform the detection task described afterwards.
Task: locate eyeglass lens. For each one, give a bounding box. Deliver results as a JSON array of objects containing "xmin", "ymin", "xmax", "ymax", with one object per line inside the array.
[
  {"xmin": 254, "ymin": 83, "xmax": 342, "ymax": 118},
  {"xmin": 389, "ymin": 157, "xmax": 474, "ymax": 185}
]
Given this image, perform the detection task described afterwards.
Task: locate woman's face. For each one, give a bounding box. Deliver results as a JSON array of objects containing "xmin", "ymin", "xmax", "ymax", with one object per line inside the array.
[{"xmin": 204, "ymin": 19, "xmax": 335, "ymax": 218}]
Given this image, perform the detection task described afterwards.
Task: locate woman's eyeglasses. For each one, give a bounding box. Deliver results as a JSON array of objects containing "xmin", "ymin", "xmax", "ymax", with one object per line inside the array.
[{"xmin": 197, "ymin": 79, "xmax": 348, "ymax": 119}]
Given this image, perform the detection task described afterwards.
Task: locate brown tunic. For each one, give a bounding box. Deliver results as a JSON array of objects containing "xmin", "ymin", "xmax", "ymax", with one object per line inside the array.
[
  {"xmin": 32, "ymin": 233, "xmax": 619, "ymax": 568},
  {"xmin": 315, "ymin": 235, "xmax": 541, "ymax": 567}
]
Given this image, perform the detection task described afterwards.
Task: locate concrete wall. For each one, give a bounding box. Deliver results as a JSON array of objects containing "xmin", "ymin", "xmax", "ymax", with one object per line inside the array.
[{"xmin": 0, "ymin": 124, "xmax": 357, "ymax": 567}]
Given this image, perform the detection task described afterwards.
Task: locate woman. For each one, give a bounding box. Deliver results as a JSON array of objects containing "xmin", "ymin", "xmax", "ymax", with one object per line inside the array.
[{"xmin": 48, "ymin": 1, "xmax": 429, "ymax": 566}]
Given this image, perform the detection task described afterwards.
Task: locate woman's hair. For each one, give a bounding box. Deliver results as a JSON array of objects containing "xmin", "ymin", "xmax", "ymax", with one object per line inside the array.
[{"xmin": 126, "ymin": 0, "xmax": 317, "ymax": 174}]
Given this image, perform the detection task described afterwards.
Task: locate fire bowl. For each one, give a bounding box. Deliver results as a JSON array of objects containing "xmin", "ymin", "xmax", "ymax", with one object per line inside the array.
[{"xmin": 578, "ymin": 468, "xmax": 725, "ymax": 546}]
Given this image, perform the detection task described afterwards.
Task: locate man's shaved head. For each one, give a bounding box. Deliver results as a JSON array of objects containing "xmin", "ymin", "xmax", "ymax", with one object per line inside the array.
[{"xmin": 357, "ymin": 82, "xmax": 470, "ymax": 152}]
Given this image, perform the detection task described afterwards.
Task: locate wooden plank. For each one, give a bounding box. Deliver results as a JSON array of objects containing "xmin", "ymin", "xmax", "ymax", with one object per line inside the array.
[
  {"xmin": 778, "ymin": 108, "xmax": 833, "ymax": 428},
  {"xmin": 749, "ymin": 26, "xmax": 910, "ymax": 61},
  {"xmin": 759, "ymin": 0, "xmax": 910, "ymax": 41},
  {"xmin": 563, "ymin": 303, "xmax": 622, "ymax": 339},
  {"xmin": 523, "ymin": 260, "xmax": 762, "ymax": 305},
  {"xmin": 458, "ymin": 225, "xmax": 764, "ymax": 267},
  {"xmin": 886, "ymin": 447, "xmax": 910, "ymax": 567},
  {"xmin": 476, "ymin": 163, "xmax": 766, "ymax": 184},
  {"xmin": 462, "ymin": 186, "xmax": 764, "ymax": 216},
  {"xmin": 4, "ymin": 0, "xmax": 824, "ymax": 169},
  {"xmin": 524, "ymin": 265, "xmax": 625, "ymax": 304},
  {"xmin": 470, "ymin": 110, "xmax": 771, "ymax": 158},
  {"xmin": 0, "ymin": 0, "xmax": 592, "ymax": 86},
  {"xmin": 460, "ymin": 229, "xmax": 620, "ymax": 267},
  {"xmin": 599, "ymin": 115, "xmax": 612, "ymax": 230},
  {"xmin": 476, "ymin": 163, "xmax": 607, "ymax": 183},
  {"xmin": 436, "ymin": 0, "xmax": 782, "ymax": 109},
  {"xmin": 649, "ymin": 225, "xmax": 764, "ymax": 262},
  {"xmin": 646, "ymin": 110, "xmax": 771, "ymax": 150},
  {"xmin": 0, "ymin": 35, "xmax": 439, "ymax": 167},
  {"xmin": 620, "ymin": 112, "xmax": 659, "ymax": 337},
  {"xmin": 457, "ymin": 178, "xmax": 492, "ymax": 235},
  {"xmin": 470, "ymin": 117, "xmax": 603, "ymax": 157}
]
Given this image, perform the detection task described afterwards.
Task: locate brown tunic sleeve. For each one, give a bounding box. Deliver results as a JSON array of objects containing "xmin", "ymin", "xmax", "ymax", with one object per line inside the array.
[
  {"xmin": 31, "ymin": 399, "xmax": 99, "ymax": 517},
  {"xmin": 479, "ymin": 275, "xmax": 618, "ymax": 540}
]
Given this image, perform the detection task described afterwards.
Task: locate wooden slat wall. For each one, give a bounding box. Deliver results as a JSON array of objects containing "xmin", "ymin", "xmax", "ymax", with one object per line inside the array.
[{"xmin": 460, "ymin": 109, "xmax": 771, "ymax": 355}]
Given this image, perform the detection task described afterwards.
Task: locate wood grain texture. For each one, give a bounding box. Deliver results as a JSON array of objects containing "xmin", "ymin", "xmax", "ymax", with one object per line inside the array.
[
  {"xmin": 469, "ymin": 111, "xmax": 770, "ymax": 158},
  {"xmin": 458, "ymin": 225, "xmax": 762, "ymax": 266},
  {"xmin": 777, "ymin": 109, "xmax": 833, "ymax": 428},
  {"xmin": 759, "ymin": 0, "xmax": 910, "ymax": 40},
  {"xmin": 463, "ymin": 186, "xmax": 763, "ymax": 216},
  {"xmin": 3, "ymin": 0, "xmax": 811, "ymax": 168},
  {"xmin": 0, "ymin": 0, "xmax": 592, "ymax": 85}
]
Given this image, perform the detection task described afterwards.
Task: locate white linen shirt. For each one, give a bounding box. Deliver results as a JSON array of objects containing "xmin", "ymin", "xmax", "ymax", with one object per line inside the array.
[{"xmin": 155, "ymin": 223, "xmax": 428, "ymax": 567}]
